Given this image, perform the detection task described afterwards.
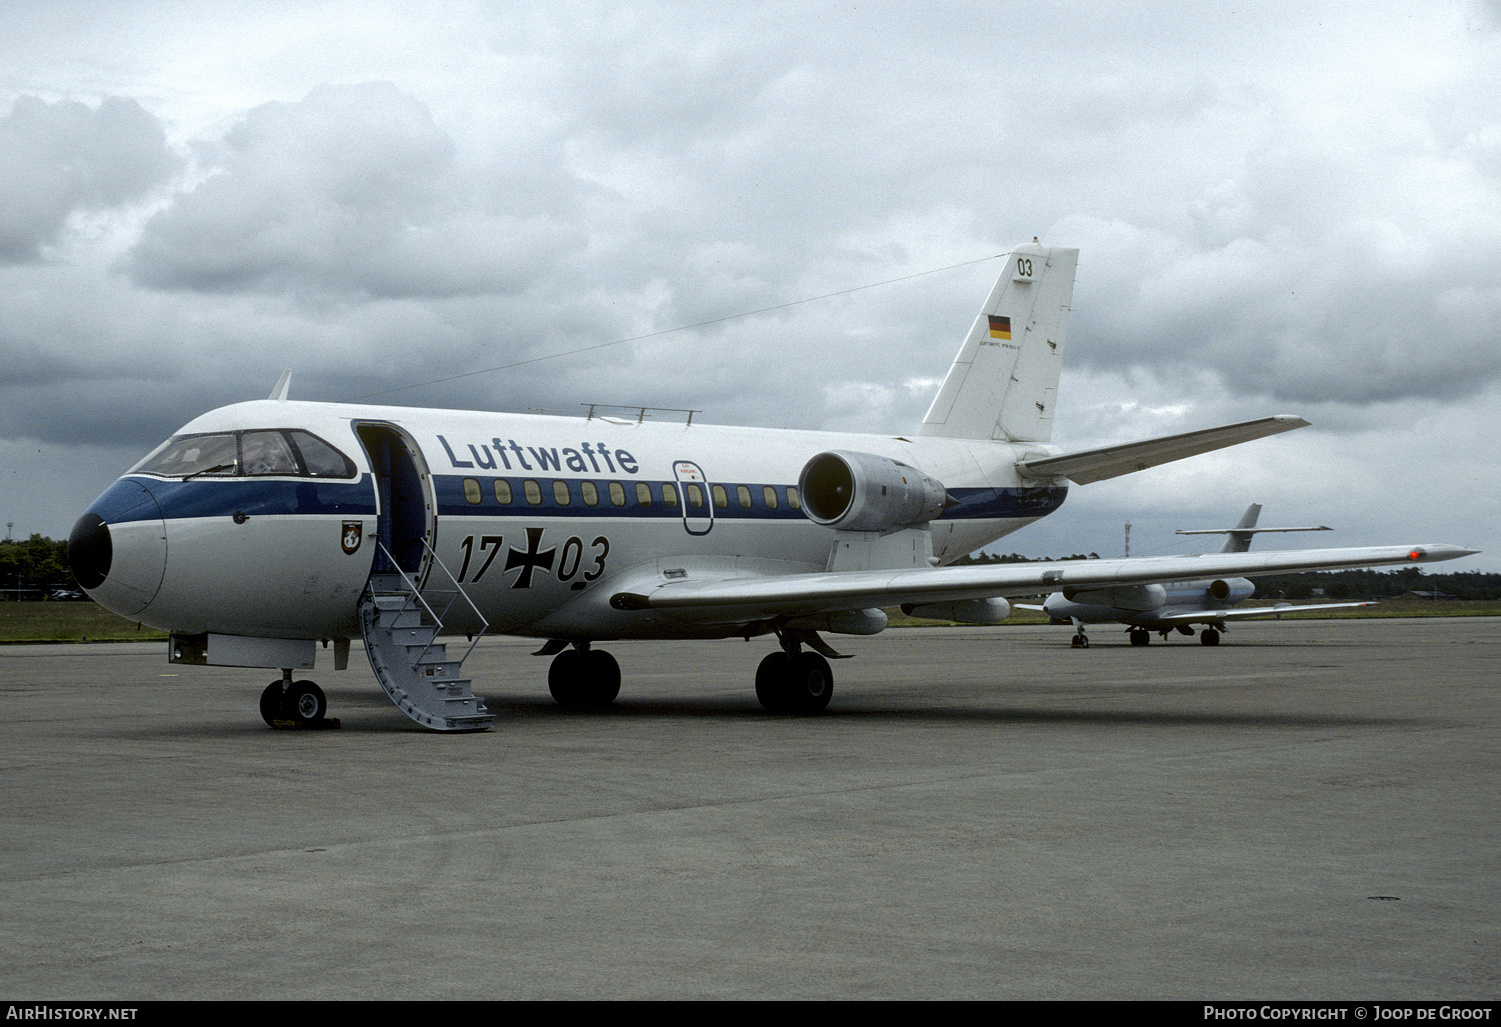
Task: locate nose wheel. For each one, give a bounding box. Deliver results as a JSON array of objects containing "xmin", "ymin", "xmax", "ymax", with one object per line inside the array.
[{"xmin": 260, "ymin": 675, "xmax": 331, "ymax": 728}]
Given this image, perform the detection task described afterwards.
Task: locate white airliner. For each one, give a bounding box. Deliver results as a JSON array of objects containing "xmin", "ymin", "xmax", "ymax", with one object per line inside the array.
[
  {"xmin": 66, "ymin": 243, "xmax": 1476, "ymax": 731},
  {"xmin": 1017, "ymin": 503, "xmax": 1378, "ymax": 647}
]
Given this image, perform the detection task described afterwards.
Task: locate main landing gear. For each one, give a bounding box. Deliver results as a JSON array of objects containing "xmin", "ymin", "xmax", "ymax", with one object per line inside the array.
[
  {"xmin": 260, "ymin": 670, "xmax": 330, "ymax": 728},
  {"xmin": 755, "ymin": 631, "xmax": 836, "ymax": 714},
  {"xmin": 547, "ymin": 643, "xmax": 622, "ymax": 709},
  {"xmin": 536, "ymin": 631, "xmax": 838, "ymax": 715}
]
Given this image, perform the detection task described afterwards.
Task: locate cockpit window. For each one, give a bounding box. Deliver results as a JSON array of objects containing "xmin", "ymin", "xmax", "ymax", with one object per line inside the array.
[
  {"xmin": 131, "ymin": 430, "xmax": 357, "ymax": 480},
  {"xmin": 132, "ymin": 433, "xmax": 240, "ymax": 478},
  {"xmin": 241, "ymin": 431, "xmax": 298, "ymax": 476},
  {"xmin": 287, "ymin": 431, "xmax": 356, "ymax": 478}
]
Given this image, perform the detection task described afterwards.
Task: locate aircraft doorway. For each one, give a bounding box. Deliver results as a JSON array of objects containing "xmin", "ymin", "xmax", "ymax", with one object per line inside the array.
[
  {"xmin": 672, "ymin": 460, "xmax": 714, "ymax": 536},
  {"xmin": 355, "ymin": 423, "xmax": 435, "ymax": 582}
]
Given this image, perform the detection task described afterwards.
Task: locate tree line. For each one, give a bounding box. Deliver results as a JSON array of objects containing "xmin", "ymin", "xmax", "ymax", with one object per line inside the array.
[
  {"xmin": 0, "ymin": 534, "xmax": 72, "ymax": 598},
  {"xmin": 5, "ymin": 533, "xmax": 1497, "ymax": 601}
]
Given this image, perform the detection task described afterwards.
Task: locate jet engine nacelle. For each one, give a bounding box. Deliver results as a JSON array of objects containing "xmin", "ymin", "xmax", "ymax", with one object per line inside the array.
[
  {"xmin": 1060, "ymin": 583, "xmax": 1167, "ymax": 612},
  {"xmin": 1208, "ymin": 578, "xmax": 1255, "ymax": 604},
  {"xmin": 797, "ymin": 450, "xmax": 948, "ymax": 532}
]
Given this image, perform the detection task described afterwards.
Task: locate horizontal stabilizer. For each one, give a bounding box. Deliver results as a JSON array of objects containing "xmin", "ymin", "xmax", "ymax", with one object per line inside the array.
[
  {"xmin": 1177, "ymin": 526, "xmax": 1332, "ymax": 535},
  {"xmin": 1016, "ymin": 415, "xmax": 1309, "ymax": 485},
  {"xmin": 610, "ymin": 544, "xmax": 1476, "ymax": 626}
]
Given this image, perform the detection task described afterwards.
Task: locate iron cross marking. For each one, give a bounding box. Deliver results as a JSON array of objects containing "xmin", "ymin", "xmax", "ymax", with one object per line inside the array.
[{"xmin": 505, "ymin": 527, "xmax": 556, "ymax": 589}]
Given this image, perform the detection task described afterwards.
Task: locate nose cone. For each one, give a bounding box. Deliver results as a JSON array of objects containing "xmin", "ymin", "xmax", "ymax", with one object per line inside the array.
[{"xmin": 68, "ymin": 478, "xmax": 166, "ymax": 617}]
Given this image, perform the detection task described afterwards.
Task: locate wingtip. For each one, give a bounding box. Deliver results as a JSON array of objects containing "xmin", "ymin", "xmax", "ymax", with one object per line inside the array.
[{"xmin": 1408, "ymin": 545, "xmax": 1481, "ymax": 561}]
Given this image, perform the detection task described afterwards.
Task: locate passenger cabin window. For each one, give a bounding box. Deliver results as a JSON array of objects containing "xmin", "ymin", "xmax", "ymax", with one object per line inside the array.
[
  {"xmin": 737, "ymin": 485, "xmax": 752, "ymax": 509},
  {"xmin": 131, "ymin": 429, "xmax": 356, "ymax": 479},
  {"xmin": 580, "ymin": 481, "xmax": 599, "ymax": 506},
  {"xmin": 635, "ymin": 482, "xmax": 653, "ymax": 507},
  {"xmin": 609, "ymin": 482, "xmax": 627, "ymax": 506},
  {"xmin": 685, "ymin": 483, "xmax": 704, "ymax": 508},
  {"xmin": 494, "ymin": 479, "xmax": 513, "ymax": 504},
  {"xmin": 662, "ymin": 483, "xmax": 679, "ymax": 508},
  {"xmin": 463, "ymin": 478, "xmax": 482, "ymax": 504},
  {"xmin": 524, "ymin": 480, "xmax": 543, "ymax": 505},
  {"xmin": 763, "ymin": 486, "xmax": 779, "ymax": 510},
  {"xmin": 553, "ymin": 480, "xmax": 571, "ymax": 505},
  {"xmin": 787, "ymin": 486, "xmax": 801, "ymax": 510},
  {"xmin": 712, "ymin": 484, "xmax": 728, "ymax": 509}
]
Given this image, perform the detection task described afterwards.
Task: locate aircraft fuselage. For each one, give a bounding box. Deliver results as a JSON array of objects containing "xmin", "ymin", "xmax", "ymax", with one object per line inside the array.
[{"xmin": 73, "ymin": 398, "xmax": 1068, "ymax": 644}]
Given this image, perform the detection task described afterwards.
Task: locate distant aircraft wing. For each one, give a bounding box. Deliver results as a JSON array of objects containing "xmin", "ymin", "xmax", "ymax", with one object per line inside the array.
[
  {"xmin": 611, "ymin": 544, "xmax": 1474, "ymax": 625},
  {"xmin": 1016, "ymin": 416, "xmax": 1308, "ymax": 485},
  {"xmin": 1150, "ymin": 601, "xmax": 1377, "ymax": 625}
]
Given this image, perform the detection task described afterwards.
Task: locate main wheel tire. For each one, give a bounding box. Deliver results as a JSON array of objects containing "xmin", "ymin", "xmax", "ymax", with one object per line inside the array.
[
  {"xmin": 786, "ymin": 652, "xmax": 834, "ymax": 713},
  {"xmin": 1200, "ymin": 628, "xmax": 1221, "ymax": 646},
  {"xmin": 755, "ymin": 652, "xmax": 793, "ymax": 712},
  {"xmin": 260, "ymin": 681, "xmax": 286, "ymax": 727},
  {"xmin": 285, "ymin": 680, "xmax": 327, "ymax": 724},
  {"xmin": 1129, "ymin": 629, "xmax": 1150, "ymax": 646},
  {"xmin": 549, "ymin": 649, "xmax": 621, "ymax": 708},
  {"xmin": 548, "ymin": 649, "xmax": 584, "ymax": 705},
  {"xmin": 581, "ymin": 649, "xmax": 621, "ymax": 706}
]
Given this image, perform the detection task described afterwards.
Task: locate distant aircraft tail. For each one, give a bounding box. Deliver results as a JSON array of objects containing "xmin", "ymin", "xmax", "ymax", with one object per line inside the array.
[
  {"xmin": 1220, "ymin": 503, "xmax": 1263, "ymax": 553},
  {"xmin": 918, "ymin": 242, "xmax": 1079, "ymax": 443},
  {"xmin": 1174, "ymin": 504, "xmax": 1333, "ymax": 553}
]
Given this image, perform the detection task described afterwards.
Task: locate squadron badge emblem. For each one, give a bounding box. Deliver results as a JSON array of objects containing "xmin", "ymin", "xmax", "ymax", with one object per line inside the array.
[{"xmin": 341, "ymin": 521, "xmax": 363, "ymax": 555}]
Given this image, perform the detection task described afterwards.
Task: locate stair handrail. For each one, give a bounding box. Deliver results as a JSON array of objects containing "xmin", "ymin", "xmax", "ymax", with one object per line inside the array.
[{"xmin": 368, "ymin": 536, "xmax": 489, "ymax": 668}]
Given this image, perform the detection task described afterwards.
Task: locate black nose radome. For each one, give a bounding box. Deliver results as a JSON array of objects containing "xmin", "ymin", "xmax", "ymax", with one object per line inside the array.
[{"xmin": 68, "ymin": 513, "xmax": 112, "ymax": 590}]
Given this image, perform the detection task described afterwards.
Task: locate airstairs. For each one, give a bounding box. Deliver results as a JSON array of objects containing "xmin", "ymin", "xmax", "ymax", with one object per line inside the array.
[{"xmin": 358, "ymin": 540, "xmax": 494, "ymax": 732}]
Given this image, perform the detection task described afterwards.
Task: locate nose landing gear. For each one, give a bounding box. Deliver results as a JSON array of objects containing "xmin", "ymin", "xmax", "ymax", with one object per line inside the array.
[{"xmin": 260, "ymin": 671, "xmax": 335, "ymax": 728}]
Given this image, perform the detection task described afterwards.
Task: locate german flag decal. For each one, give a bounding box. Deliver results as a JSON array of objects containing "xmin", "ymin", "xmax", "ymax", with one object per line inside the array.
[{"xmin": 988, "ymin": 315, "xmax": 1011, "ymax": 340}]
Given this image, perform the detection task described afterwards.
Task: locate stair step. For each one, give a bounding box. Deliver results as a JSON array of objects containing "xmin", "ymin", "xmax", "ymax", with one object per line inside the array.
[{"xmin": 359, "ymin": 584, "xmax": 492, "ymax": 734}]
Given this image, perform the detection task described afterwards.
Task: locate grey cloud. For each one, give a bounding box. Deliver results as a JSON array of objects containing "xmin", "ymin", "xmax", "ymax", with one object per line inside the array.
[
  {"xmin": 0, "ymin": 95, "xmax": 178, "ymax": 262},
  {"xmin": 127, "ymin": 82, "xmax": 584, "ymax": 299}
]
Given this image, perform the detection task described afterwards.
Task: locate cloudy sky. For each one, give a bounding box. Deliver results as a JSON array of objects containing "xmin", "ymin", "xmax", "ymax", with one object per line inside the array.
[{"xmin": 2, "ymin": 0, "xmax": 1497, "ymax": 571}]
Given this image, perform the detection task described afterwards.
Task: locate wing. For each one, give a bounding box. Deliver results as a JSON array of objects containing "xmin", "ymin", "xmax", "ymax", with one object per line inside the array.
[{"xmin": 610, "ymin": 545, "xmax": 1475, "ymax": 626}]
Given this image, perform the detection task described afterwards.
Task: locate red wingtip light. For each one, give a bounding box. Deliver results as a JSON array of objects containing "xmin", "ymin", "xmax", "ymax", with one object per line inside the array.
[{"xmin": 1409, "ymin": 549, "xmax": 1422, "ymax": 561}]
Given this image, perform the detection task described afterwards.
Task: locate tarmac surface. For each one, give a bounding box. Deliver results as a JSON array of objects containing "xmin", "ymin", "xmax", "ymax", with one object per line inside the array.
[{"xmin": 1, "ymin": 618, "xmax": 1497, "ymax": 1000}]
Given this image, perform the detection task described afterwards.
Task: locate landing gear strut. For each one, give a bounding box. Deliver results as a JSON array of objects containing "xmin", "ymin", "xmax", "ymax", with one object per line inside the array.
[
  {"xmin": 548, "ymin": 644, "xmax": 621, "ymax": 708},
  {"xmin": 260, "ymin": 670, "xmax": 328, "ymax": 727}
]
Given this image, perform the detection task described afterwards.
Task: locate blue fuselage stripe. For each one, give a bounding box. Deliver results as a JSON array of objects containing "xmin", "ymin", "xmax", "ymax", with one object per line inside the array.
[{"xmin": 92, "ymin": 474, "xmax": 1066, "ymax": 525}]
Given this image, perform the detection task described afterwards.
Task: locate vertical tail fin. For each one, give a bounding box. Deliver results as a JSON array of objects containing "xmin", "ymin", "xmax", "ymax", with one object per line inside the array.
[
  {"xmin": 918, "ymin": 243, "xmax": 1078, "ymax": 442},
  {"xmin": 1220, "ymin": 503, "xmax": 1263, "ymax": 553}
]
